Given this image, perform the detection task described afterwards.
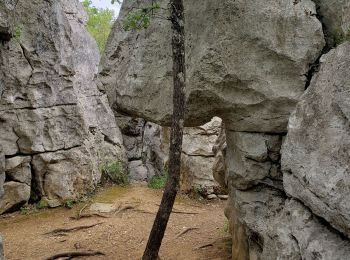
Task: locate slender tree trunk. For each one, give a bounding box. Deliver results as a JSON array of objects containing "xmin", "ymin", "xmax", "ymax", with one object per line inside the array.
[{"xmin": 142, "ymin": 1, "xmax": 186, "ymax": 259}]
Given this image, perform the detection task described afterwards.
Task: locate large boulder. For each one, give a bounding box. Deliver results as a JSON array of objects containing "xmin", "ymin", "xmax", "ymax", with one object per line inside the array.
[
  {"xmin": 0, "ymin": 0, "xmax": 126, "ymax": 213},
  {"xmin": 102, "ymin": 0, "xmax": 350, "ymax": 259},
  {"xmin": 226, "ymin": 187, "xmax": 350, "ymax": 260},
  {"xmin": 282, "ymin": 42, "xmax": 350, "ymax": 238},
  {"xmin": 101, "ymin": 0, "xmax": 324, "ymax": 133}
]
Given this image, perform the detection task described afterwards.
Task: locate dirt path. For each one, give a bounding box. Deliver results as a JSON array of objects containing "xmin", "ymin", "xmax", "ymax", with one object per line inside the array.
[{"xmin": 0, "ymin": 185, "xmax": 231, "ymax": 260}]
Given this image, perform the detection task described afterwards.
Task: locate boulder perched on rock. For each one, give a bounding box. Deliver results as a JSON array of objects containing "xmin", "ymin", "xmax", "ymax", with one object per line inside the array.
[
  {"xmin": 101, "ymin": 0, "xmax": 324, "ymax": 133},
  {"xmin": 101, "ymin": 0, "xmax": 350, "ymax": 258},
  {"xmin": 282, "ymin": 42, "xmax": 350, "ymax": 238},
  {"xmin": 0, "ymin": 0, "xmax": 126, "ymax": 213}
]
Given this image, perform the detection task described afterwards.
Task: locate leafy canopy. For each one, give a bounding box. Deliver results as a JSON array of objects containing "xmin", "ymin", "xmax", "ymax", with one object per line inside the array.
[{"xmin": 81, "ymin": 0, "xmax": 115, "ymax": 52}]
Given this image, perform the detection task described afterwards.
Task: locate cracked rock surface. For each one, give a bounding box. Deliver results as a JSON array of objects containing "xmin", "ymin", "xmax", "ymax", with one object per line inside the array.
[
  {"xmin": 0, "ymin": 0, "xmax": 126, "ymax": 214},
  {"xmin": 282, "ymin": 42, "xmax": 350, "ymax": 239},
  {"xmin": 101, "ymin": 0, "xmax": 324, "ymax": 133},
  {"xmin": 102, "ymin": 0, "xmax": 350, "ymax": 258}
]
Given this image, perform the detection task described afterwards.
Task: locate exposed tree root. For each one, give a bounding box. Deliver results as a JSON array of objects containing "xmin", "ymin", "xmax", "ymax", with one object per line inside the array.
[
  {"xmin": 44, "ymin": 222, "xmax": 103, "ymax": 235},
  {"xmin": 172, "ymin": 210, "xmax": 199, "ymax": 215},
  {"xmin": 44, "ymin": 250, "xmax": 105, "ymax": 259},
  {"xmin": 175, "ymin": 227, "xmax": 199, "ymax": 238},
  {"xmin": 70, "ymin": 213, "xmax": 110, "ymax": 220}
]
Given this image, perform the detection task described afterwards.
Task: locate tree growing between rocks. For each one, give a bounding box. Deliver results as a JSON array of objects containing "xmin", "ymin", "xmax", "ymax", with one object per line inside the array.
[{"xmin": 115, "ymin": 0, "xmax": 186, "ymax": 258}]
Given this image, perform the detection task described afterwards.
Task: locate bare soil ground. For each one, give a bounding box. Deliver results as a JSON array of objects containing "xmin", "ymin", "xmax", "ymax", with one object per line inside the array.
[{"xmin": 0, "ymin": 185, "xmax": 231, "ymax": 260}]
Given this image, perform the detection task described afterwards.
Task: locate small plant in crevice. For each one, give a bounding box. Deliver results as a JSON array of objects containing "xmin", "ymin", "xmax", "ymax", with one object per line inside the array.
[
  {"xmin": 99, "ymin": 161, "xmax": 129, "ymax": 186},
  {"xmin": 148, "ymin": 174, "xmax": 168, "ymax": 189},
  {"xmin": 64, "ymin": 199, "xmax": 76, "ymax": 209},
  {"xmin": 13, "ymin": 24, "xmax": 23, "ymax": 42}
]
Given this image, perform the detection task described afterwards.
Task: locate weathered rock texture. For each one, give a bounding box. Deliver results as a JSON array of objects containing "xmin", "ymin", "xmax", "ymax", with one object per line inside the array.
[
  {"xmin": 101, "ymin": 0, "xmax": 324, "ymax": 133},
  {"xmin": 115, "ymin": 113, "xmax": 165, "ymax": 182},
  {"xmin": 0, "ymin": 0, "xmax": 126, "ymax": 213},
  {"xmin": 0, "ymin": 234, "xmax": 3, "ymax": 260},
  {"xmin": 162, "ymin": 117, "xmax": 224, "ymax": 195},
  {"xmin": 313, "ymin": 0, "xmax": 350, "ymax": 46},
  {"xmin": 117, "ymin": 114, "xmax": 224, "ymax": 194},
  {"xmin": 282, "ymin": 42, "xmax": 350, "ymax": 239},
  {"xmin": 102, "ymin": 0, "xmax": 350, "ymax": 258}
]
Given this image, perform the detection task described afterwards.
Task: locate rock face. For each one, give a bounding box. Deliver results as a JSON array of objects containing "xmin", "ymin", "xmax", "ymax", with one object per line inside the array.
[
  {"xmin": 313, "ymin": 0, "xmax": 350, "ymax": 46},
  {"xmin": 117, "ymin": 114, "xmax": 224, "ymax": 194},
  {"xmin": 0, "ymin": 0, "xmax": 126, "ymax": 213},
  {"xmin": 102, "ymin": 0, "xmax": 350, "ymax": 258},
  {"xmin": 0, "ymin": 234, "xmax": 3, "ymax": 260},
  {"xmin": 162, "ymin": 117, "xmax": 224, "ymax": 194},
  {"xmin": 282, "ymin": 42, "xmax": 350, "ymax": 239},
  {"xmin": 101, "ymin": 0, "xmax": 324, "ymax": 133},
  {"xmin": 115, "ymin": 113, "xmax": 165, "ymax": 182}
]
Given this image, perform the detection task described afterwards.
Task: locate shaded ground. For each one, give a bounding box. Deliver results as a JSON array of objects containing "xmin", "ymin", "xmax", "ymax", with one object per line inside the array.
[{"xmin": 0, "ymin": 185, "xmax": 231, "ymax": 259}]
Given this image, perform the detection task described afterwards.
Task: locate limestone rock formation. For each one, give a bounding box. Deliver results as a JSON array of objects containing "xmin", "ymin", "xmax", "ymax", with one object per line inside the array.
[
  {"xmin": 226, "ymin": 189, "xmax": 350, "ymax": 260},
  {"xmin": 101, "ymin": 0, "xmax": 324, "ymax": 133},
  {"xmin": 0, "ymin": 234, "xmax": 4, "ymax": 260},
  {"xmin": 313, "ymin": 0, "xmax": 350, "ymax": 46},
  {"xmin": 282, "ymin": 42, "xmax": 350, "ymax": 239},
  {"xmin": 102, "ymin": 0, "xmax": 350, "ymax": 258},
  {"xmin": 115, "ymin": 113, "xmax": 165, "ymax": 182},
  {"xmin": 0, "ymin": 0, "xmax": 126, "ymax": 213},
  {"xmin": 225, "ymin": 131, "xmax": 283, "ymax": 191},
  {"xmin": 162, "ymin": 117, "xmax": 224, "ymax": 194},
  {"xmin": 117, "ymin": 114, "xmax": 224, "ymax": 194}
]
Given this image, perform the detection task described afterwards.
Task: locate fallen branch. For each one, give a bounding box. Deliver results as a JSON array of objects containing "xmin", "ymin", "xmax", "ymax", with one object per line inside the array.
[
  {"xmin": 175, "ymin": 227, "xmax": 199, "ymax": 239},
  {"xmin": 44, "ymin": 222, "xmax": 103, "ymax": 235},
  {"xmin": 44, "ymin": 251, "xmax": 105, "ymax": 260}
]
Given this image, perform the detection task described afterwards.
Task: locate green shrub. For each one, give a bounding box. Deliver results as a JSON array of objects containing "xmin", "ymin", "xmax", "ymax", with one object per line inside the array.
[
  {"xmin": 100, "ymin": 161, "xmax": 129, "ymax": 186},
  {"xmin": 148, "ymin": 174, "xmax": 168, "ymax": 189},
  {"xmin": 20, "ymin": 206, "xmax": 30, "ymax": 215},
  {"xmin": 64, "ymin": 199, "xmax": 76, "ymax": 209},
  {"xmin": 36, "ymin": 199, "xmax": 48, "ymax": 209}
]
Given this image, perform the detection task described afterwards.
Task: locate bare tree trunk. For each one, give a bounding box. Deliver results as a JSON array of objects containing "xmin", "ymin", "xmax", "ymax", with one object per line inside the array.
[{"xmin": 142, "ymin": 0, "xmax": 186, "ymax": 259}]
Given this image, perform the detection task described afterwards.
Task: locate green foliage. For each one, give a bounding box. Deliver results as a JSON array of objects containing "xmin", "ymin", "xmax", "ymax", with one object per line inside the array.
[
  {"xmin": 100, "ymin": 161, "xmax": 129, "ymax": 186},
  {"xmin": 64, "ymin": 199, "xmax": 76, "ymax": 209},
  {"xmin": 122, "ymin": 2, "xmax": 160, "ymax": 31},
  {"xmin": 81, "ymin": 0, "xmax": 115, "ymax": 52},
  {"xmin": 148, "ymin": 174, "xmax": 167, "ymax": 189},
  {"xmin": 20, "ymin": 206, "xmax": 30, "ymax": 215},
  {"xmin": 13, "ymin": 24, "xmax": 23, "ymax": 41},
  {"xmin": 36, "ymin": 199, "xmax": 48, "ymax": 210}
]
